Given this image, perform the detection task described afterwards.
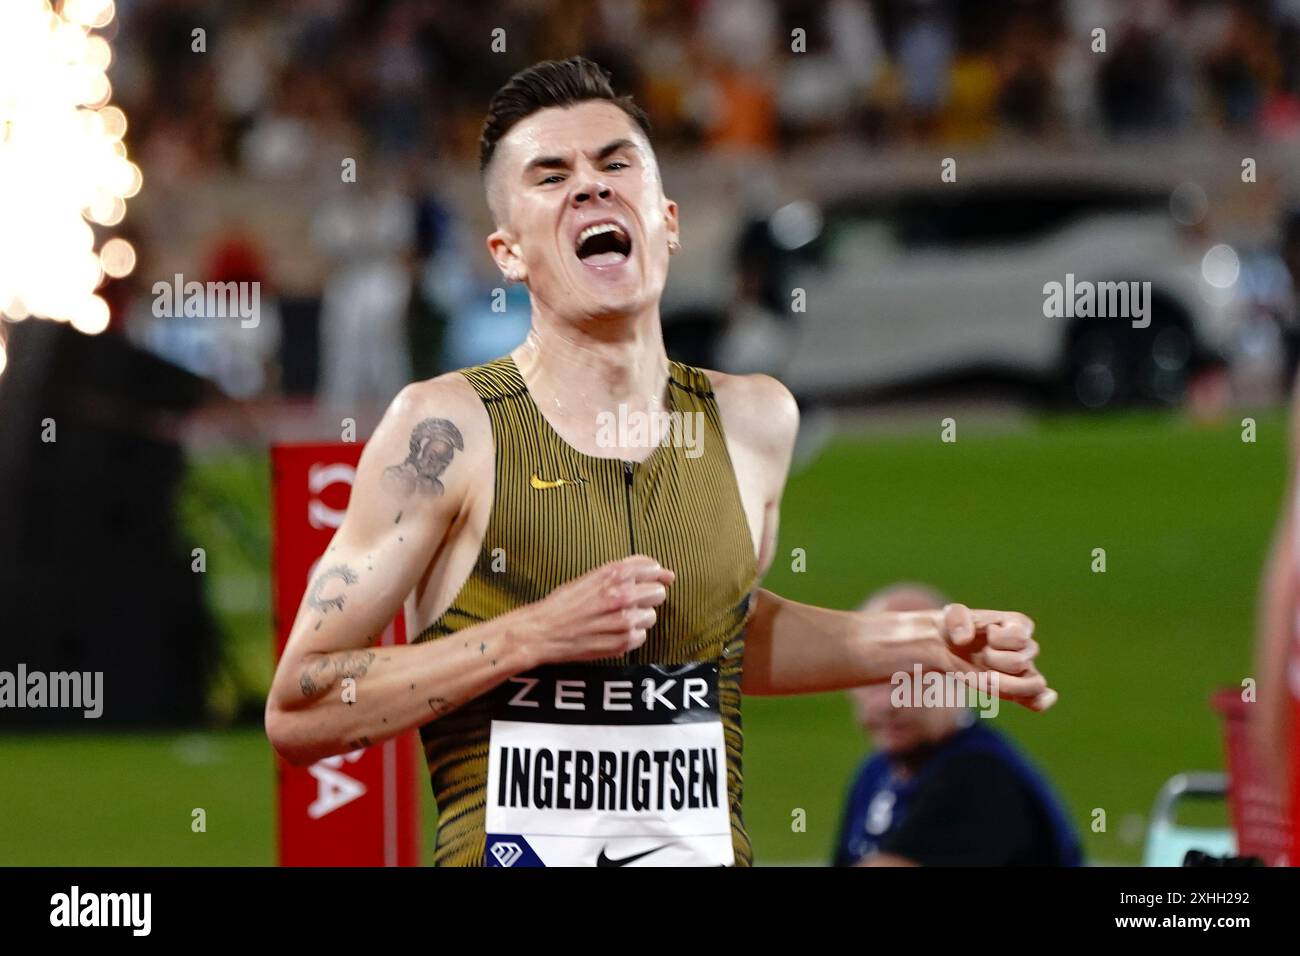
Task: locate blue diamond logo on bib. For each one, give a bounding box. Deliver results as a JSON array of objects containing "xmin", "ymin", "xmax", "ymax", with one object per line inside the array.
[{"xmin": 485, "ymin": 835, "xmax": 545, "ymax": 867}]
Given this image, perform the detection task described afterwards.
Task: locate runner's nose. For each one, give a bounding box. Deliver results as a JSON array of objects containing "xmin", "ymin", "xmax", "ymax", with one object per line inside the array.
[{"xmin": 572, "ymin": 182, "xmax": 613, "ymax": 206}]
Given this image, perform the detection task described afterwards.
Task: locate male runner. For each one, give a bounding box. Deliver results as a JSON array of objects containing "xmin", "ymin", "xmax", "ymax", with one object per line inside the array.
[
  {"xmin": 265, "ymin": 57, "xmax": 1056, "ymax": 867},
  {"xmin": 1253, "ymin": 377, "xmax": 1300, "ymax": 865}
]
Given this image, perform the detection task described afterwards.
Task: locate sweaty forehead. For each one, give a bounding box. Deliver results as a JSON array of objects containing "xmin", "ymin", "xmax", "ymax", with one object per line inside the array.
[{"xmin": 495, "ymin": 100, "xmax": 651, "ymax": 177}]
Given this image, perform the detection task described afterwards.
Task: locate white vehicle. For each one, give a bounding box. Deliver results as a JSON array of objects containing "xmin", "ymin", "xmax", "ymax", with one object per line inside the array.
[{"xmin": 726, "ymin": 181, "xmax": 1242, "ymax": 408}]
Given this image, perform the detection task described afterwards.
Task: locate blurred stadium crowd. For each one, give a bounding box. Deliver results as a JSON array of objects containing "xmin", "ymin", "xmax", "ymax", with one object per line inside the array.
[
  {"xmin": 89, "ymin": 0, "xmax": 1300, "ymax": 405},
  {"xmin": 122, "ymin": 0, "xmax": 1300, "ymax": 168}
]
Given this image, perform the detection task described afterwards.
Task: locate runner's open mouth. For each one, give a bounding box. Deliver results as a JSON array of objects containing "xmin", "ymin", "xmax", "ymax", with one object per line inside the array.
[{"xmin": 575, "ymin": 222, "xmax": 632, "ymax": 265}]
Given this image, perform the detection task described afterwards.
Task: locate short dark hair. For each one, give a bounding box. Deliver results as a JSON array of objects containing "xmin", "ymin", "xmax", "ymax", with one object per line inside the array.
[{"xmin": 479, "ymin": 56, "xmax": 651, "ymax": 173}]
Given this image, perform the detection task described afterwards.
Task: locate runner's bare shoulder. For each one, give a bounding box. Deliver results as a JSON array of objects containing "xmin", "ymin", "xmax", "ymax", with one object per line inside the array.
[
  {"xmin": 367, "ymin": 372, "xmax": 491, "ymax": 508},
  {"xmin": 702, "ymin": 370, "xmax": 799, "ymax": 464}
]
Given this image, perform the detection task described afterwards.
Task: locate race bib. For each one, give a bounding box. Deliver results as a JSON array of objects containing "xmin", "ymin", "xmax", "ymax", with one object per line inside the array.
[{"xmin": 484, "ymin": 663, "xmax": 734, "ymax": 867}]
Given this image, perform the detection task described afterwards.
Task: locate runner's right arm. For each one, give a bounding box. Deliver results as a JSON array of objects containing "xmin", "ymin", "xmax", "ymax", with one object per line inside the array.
[{"xmin": 265, "ymin": 376, "xmax": 672, "ymax": 766}]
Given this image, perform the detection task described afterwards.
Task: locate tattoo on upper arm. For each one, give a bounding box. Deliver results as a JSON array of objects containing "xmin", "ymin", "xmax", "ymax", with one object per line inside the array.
[
  {"xmin": 307, "ymin": 564, "xmax": 358, "ymax": 615},
  {"xmin": 383, "ymin": 418, "xmax": 464, "ymax": 497}
]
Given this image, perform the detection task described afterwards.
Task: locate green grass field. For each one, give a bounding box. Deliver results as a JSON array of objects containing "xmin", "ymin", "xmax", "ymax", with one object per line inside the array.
[{"xmin": 0, "ymin": 409, "xmax": 1285, "ymax": 865}]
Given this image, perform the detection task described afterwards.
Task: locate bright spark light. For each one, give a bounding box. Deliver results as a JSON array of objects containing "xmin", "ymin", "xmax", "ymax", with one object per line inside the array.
[{"xmin": 0, "ymin": 0, "xmax": 137, "ymax": 341}]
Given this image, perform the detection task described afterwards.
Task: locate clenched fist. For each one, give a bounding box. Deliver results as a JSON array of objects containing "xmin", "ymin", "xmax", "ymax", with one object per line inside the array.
[
  {"xmin": 519, "ymin": 555, "xmax": 675, "ymax": 667},
  {"xmin": 932, "ymin": 604, "xmax": 1057, "ymax": 712}
]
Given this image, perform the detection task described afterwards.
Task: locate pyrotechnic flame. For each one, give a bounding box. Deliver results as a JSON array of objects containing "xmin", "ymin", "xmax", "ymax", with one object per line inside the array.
[{"xmin": 0, "ymin": 0, "xmax": 137, "ymax": 344}]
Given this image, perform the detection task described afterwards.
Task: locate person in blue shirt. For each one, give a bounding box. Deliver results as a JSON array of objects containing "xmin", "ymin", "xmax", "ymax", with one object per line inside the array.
[{"xmin": 834, "ymin": 584, "xmax": 1082, "ymax": 867}]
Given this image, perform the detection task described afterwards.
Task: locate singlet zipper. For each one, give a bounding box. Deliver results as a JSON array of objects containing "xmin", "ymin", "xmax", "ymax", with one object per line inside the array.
[{"xmin": 622, "ymin": 460, "xmax": 637, "ymax": 553}]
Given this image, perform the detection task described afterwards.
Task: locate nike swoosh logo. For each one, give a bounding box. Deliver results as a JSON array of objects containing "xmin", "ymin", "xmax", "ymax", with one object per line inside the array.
[
  {"xmin": 530, "ymin": 474, "xmax": 586, "ymax": 490},
  {"xmin": 596, "ymin": 843, "xmax": 672, "ymax": 867}
]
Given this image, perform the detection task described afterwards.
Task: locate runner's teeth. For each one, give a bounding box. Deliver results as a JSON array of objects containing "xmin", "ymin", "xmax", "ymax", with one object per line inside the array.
[{"xmin": 577, "ymin": 223, "xmax": 626, "ymax": 246}]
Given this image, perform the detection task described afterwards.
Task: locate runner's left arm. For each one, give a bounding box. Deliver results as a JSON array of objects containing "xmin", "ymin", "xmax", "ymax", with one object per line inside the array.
[
  {"xmin": 713, "ymin": 372, "xmax": 1055, "ymax": 710},
  {"xmin": 743, "ymin": 589, "xmax": 1054, "ymax": 710}
]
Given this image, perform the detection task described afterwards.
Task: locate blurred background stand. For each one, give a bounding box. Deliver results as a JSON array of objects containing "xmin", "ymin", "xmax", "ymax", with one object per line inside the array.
[{"xmin": 0, "ymin": 320, "xmax": 218, "ymax": 727}]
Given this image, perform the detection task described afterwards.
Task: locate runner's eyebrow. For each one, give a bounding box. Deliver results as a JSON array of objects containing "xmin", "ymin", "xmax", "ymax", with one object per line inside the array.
[{"xmin": 522, "ymin": 139, "xmax": 638, "ymax": 176}]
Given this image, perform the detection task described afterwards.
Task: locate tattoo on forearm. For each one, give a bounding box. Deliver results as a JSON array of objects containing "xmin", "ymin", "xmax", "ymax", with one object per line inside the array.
[
  {"xmin": 298, "ymin": 656, "xmax": 332, "ymax": 697},
  {"xmin": 348, "ymin": 736, "xmax": 372, "ymax": 750},
  {"xmin": 427, "ymin": 697, "xmax": 455, "ymax": 717},
  {"xmin": 383, "ymin": 418, "xmax": 464, "ymax": 496},
  {"xmin": 333, "ymin": 650, "xmax": 375, "ymax": 680},
  {"xmin": 307, "ymin": 564, "xmax": 358, "ymax": 615},
  {"xmin": 297, "ymin": 650, "xmax": 376, "ymax": 698}
]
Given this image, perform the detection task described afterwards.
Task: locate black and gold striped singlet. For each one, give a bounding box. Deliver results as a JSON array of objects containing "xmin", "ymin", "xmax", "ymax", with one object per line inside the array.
[{"xmin": 415, "ymin": 355, "xmax": 758, "ymax": 866}]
